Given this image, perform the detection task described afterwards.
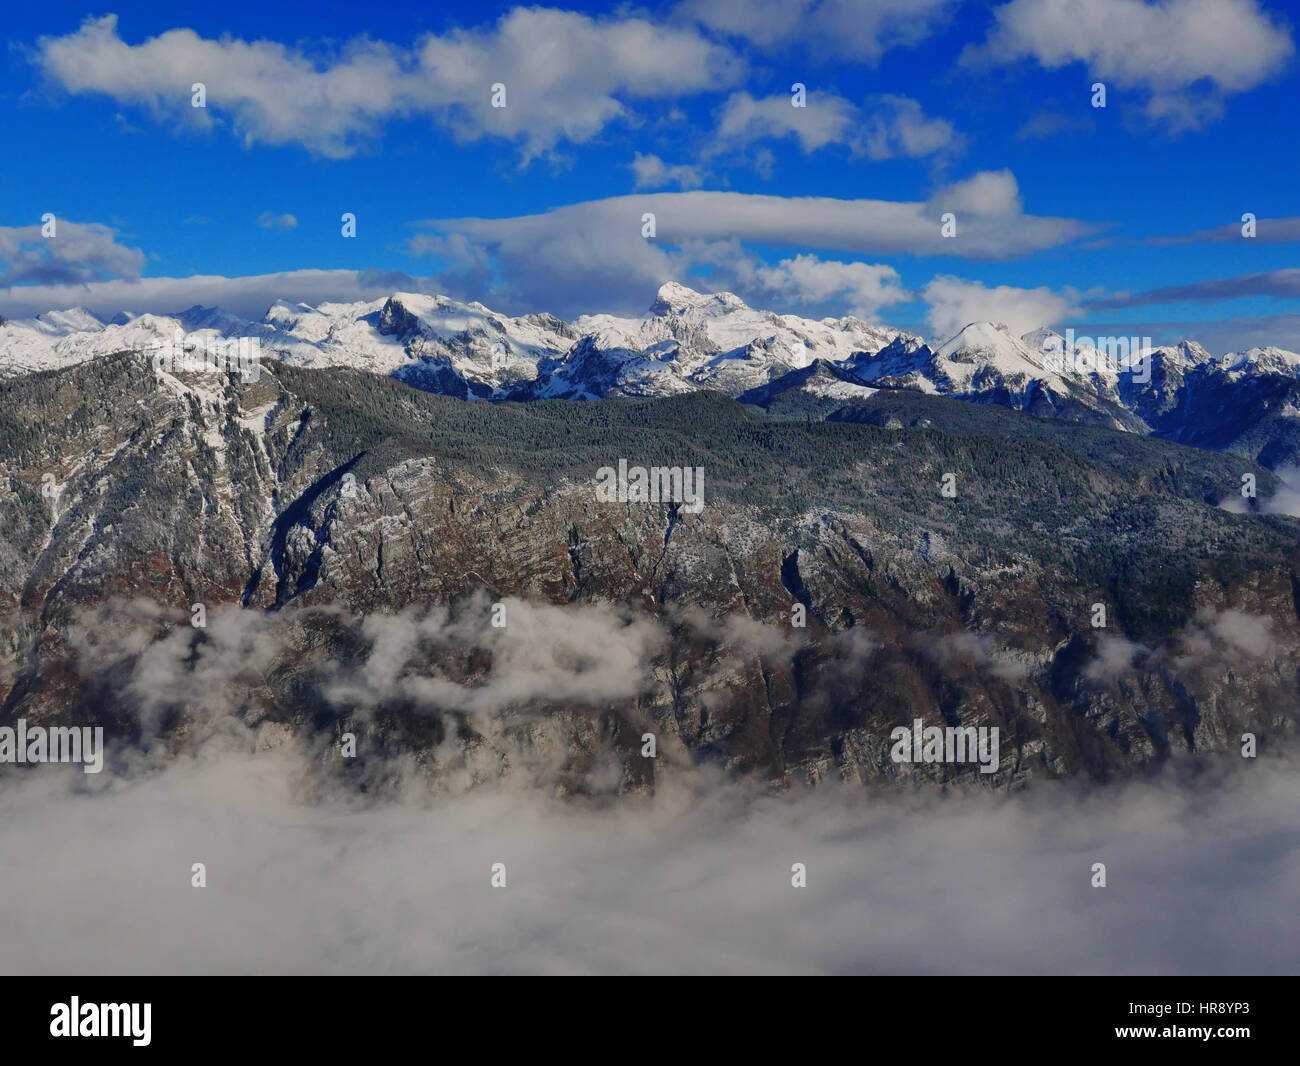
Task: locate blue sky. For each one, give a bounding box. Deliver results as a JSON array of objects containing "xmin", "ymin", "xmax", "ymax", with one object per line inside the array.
[{"xmin": 1, "ymin": 0, "xmax": 1298, "ymax": 350}]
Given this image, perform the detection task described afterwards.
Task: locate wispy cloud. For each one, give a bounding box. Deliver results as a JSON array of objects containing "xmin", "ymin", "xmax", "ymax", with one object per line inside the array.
[
  {"xmin": 1087, "ymin": 268, "xmax": 1300, "ymax": 309},
  {"xmin": 1152, "ymin": 216, "xmax": 1300, "ymax": 245},
  {"xmin": 257, "ymin": 212, "xmax": 298, "ymax": 231},
  {"xmin": 680, "ymin": 0, "xmax": 959, "ymax": 63}
]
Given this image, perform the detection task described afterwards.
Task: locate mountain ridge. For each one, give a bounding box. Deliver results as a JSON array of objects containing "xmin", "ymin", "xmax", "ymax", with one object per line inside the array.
[
  {"xmin": 2, "ymin": 351, "xmax": 1298, "ymax": 790},
  {"xmin": 4, "ymin": 282, "xmax": 1300, "ymax": 467}
]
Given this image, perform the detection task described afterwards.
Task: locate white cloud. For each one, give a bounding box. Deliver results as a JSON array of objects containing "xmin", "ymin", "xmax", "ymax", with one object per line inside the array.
[
  {"xmin": 929, "ymin": 168, "xmax": 1022, "ymax": 215},
  {"xmin": 968, "ymin": 0, "xmax": 1295, "ymax": 130},
  {"xmin": 37, "ymin": 12, "xmax": 744, "ymax": 160},
  {"xmin": 1259, "ymin": 465, "xmax": 1300, "ymax": 520},
  {"xmin": 258, "ymin": 212, "xmax": 298, "ymax": 231},
  {"xmin": 1084, "ymin": 635, "xmax": 1147, "ymax": 681},
  {"xmin": 1, "ymin": 733, "xmax": 1295, "ymax": 974},
  {"xmin": 0, "ymin": 220, "xmax": 144, "ymax": 286},
  {"xmin": 754, "ymin": 255, "xmax": 904, "ymax": 317},
  {"xmin": 681, "ymin": 0, "xmax": 958, "ymax": 63},
  {"xmin": 712, "ymin": 90, "xmax": 860, "ymax": 154},
  {"xmin": 325, "ymin": 596, "xmax": 667, "ymax": 719},
  {"xmin": 923, "ymin": 276, "xmax": 1082, "ymax": 339},
  {"xmin": 862, "ymin": 94, "xmax": 963, "ymax": 159},
  {"xmin": 413, "ymin": 179, "xmax": 1093, "ymax": 316},
  {"xmin": 629, "ymin": 153, "xmax": 704, "ymax": 190},
  {"xmin": 3, "ymin": 596, "xmax": 1296, "ymax": 975},
  {"xmin": 694, "ymin": 243, "xmax": 907, "ymax": 318},
  {"xmin": 0, "ymin": 267, "xmax": 437, "ymax": 321},
  {"xmin": 711, "ymin": 91, "xmax": 960, "ymax": 162},
  {"xmin": 0, "ymin": 178, "xmax": 1085, "ymax": 326},
  {"xmin": 1172, "ymin": 606, "xmax": 1277, "ymax": 674}
]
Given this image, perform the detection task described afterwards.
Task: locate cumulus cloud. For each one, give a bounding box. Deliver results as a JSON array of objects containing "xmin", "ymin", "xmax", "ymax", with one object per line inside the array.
[
  {"xmin": 676, "ymin": 605, "xmax": 809, "ymax": 668},
  {"xmin": 923, "ymin": 276, "xmax": 1081, "ymax": 339},
  {"xmin": 67, "ymin": 596, "xmax": 666, "ymax": 735},
  {"xmin": 687, "ymin": 241, "xmax": 907, "ymax": 318},
  {"xmin": 1225, "ymin": 466, "xmax": 1300, "ymax": 519},
  {"xmin": 36, "ymin": 12, "xmax": 744, "ymax": 160},
  {"xmin": 1079, "ymin": 606, "xmax": 1279, "ymax": 680},
  {"xmin": 750, "ymin": 255, "xmax": 905, "ymax": 318},
  {"xmin": 929, "ymin": 168, "xmax": 1022, "ymax": 216},
  {"xmin": 710, "ymin": 91, "xmax": 960, "ymax": 163},
  {"xmin": 681, "ymin": 0, "xmax": 958, "ymax": 63},
  {"xmin": 712, "ymin": 90, "xmax": 861, "ymax": 155},
  {"xmin": 967, "ymin": 0, "xmax": 1294, "ymax": 131},
  {"xmin": 0, "ymin": 220, "xmax": 145, "ymax": 286},
  {"xmin": 629, "ymin": 153, "xmax": 704, "ymax": 191}
]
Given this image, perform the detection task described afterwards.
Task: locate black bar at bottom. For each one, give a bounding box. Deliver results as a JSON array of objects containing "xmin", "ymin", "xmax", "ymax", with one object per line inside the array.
[{"xmin": 0, "ymin": 976, "xmax": 1292, "ymax": 1053}]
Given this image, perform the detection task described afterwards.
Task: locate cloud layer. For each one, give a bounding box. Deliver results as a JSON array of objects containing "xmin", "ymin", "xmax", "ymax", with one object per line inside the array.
[
  {"xmin": 413, "ymin": 176, "xmax": 1092, "ymax": 316},
  {"xmin": 0, "ymin": 733, "xmax": 1294, "ymax": 974}
]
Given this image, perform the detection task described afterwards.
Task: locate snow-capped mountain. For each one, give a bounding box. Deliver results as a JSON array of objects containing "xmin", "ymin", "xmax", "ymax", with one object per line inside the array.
[
  {"xmin": 1222, "ymin": 346, "xmax": 1300, "ymax": 379},
  {"xmin": 4, "ymin": 281, "xmax": 1300, "ymax": 466},
  {"xmin": 539, "ymin": 280, "xmax": 904, "ymax": 399},
  {"xmin": 849, "ymin": 323, "xmax": 1145, "ymax": 431},
  {"xmin": 0, "ymin": 283, "xmax": 909, "ymax": 399}
]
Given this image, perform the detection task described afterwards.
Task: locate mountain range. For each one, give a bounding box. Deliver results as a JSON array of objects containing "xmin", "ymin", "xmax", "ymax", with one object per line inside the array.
[
  {"xmin": 0, "ymin": 335, "xmax": 1298, "ymax": 790},
  {"xmin": 6, "ymin": 282, "xmax": 1300, "ymax": 472}
]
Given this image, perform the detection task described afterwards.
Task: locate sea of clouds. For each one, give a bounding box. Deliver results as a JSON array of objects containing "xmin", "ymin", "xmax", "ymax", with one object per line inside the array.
[{"xmin": 0, "ymin": 726, "xmax": 1295, "ymax": 975}]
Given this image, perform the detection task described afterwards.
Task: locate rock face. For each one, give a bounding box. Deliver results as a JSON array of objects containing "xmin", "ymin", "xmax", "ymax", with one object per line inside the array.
[{"xmin": 1, "ymin": 352, "xmax": 1298, "ymax": 795}]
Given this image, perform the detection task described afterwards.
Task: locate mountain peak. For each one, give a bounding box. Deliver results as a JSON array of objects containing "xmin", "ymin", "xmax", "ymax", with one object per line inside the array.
[
  {"xmin": 34, "ymin": 307, "xmax": 105, "ymax": 333},
  {"xmin": 935, "ymin": 321, "xmax": 1023, "ymax": 357},
  {"xmin": 649, "ymin": 281, "xmax": 746, "ymax": 316},
  {"xmin": 1020, "ymin": 326, "xmax": 1060, "ymax": 350}
]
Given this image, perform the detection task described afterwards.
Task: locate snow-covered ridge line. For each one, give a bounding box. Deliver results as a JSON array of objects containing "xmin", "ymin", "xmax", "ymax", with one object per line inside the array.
[
  {"xmin": 1, "ymin": 283, "xmax": 1297, "ymax": 415},
  {"xmin": 0, "ymin": 283, "xmax": 910, "ymax": 397}
]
